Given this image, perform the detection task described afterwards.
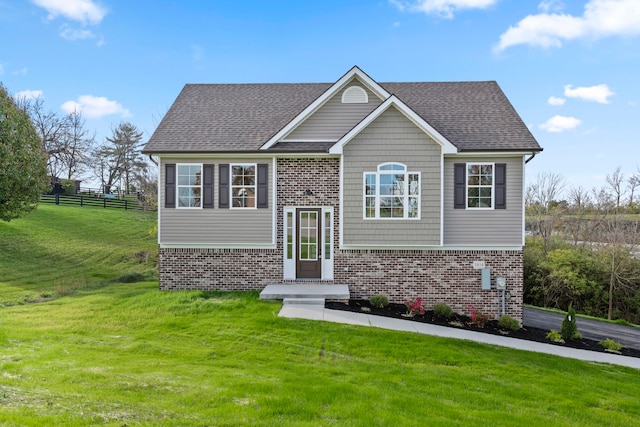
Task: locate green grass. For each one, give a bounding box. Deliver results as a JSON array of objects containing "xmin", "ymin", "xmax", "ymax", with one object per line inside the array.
[
  {"xmin": 1, "ymin": 205, "xmax": 640, "ymax": 425},
  {"xmin": 0, "ymin": 204, "xmax": 157, "ymax": 306}
]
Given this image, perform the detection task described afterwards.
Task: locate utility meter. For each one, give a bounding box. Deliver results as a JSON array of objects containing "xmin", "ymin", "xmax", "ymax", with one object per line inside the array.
[{"xmin": 496, "ymin": 278, "xmax": 506, "ymax": 289}]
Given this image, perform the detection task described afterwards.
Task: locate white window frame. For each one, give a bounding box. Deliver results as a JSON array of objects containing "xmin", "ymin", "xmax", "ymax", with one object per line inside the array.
[
  {"xmin": 466, "ymin": 162, "xmax": 495, "ymax": 210},
  {"xmin": 363, "ymin": 162, "xmax": 421, "ymax": 220},
  {"xmin": 230, "ymin": 163, "xmax": 257, "ymax": 210},
  {"xmin": 176, "ymin": 163, "xmax": 203, "ymax": 209}
]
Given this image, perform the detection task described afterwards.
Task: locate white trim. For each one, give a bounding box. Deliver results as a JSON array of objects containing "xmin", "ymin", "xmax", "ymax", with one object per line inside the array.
[
  {"xmin": 522, "ymin": 155, "xmax": 526, "ymax": 247},
  {"xmin": 339, "ymin": 155, "xmax": 345, "ymax": 248},
  {"xmin": 160, "ymin": 243, "xmax": 277, "ymax": 249},
  {"xmin": 466, "ymin": 162, "xmax": 495, "ymax": 210},
  {"xmin": 260, "ymin": 66, "xmax": 391, "ymax": 150},
  {"xmin": 322, "ymin": 207, "xmax": 334, "ymax": 280},
  {"xmin": 445, "ymin": 151, "xmax": 533, "ymax": 158},
  {"xmin": 340, "ymin": 244, "xmax": 523, "ymax": 251},
  {"xmin": 176, "ymin": 163, "xmax": 203, "ymax": 209},
  {"xmin": 283, "ymin": 207, "xmax": 296, "ymax": 279},
  {"xmin": 157, "ymin": 159, "xmax": 162, "ymax": 245},
  {"xmin": 362, "ymin": 163, "xmax": 421, "ymax": 220},
  {"xmin": 229, "ymin": 163, "xmax": 258, "ymax": 210},
  {"xmin": 283, "ymin": 206, "xmax": 334, "ymax": 280},
  {"xmin": 440, "ymin": 153, "xmax": 444, "ymax": 246},
  {"xmin": 272, "ymin": 159, "xmax": 278, "ymax": 246},
  {"xmin": 329, "ymin": 95, "xmax": 457, "ymax": 155},
  {"xmin": 279, "ymin": 138, "xmax": 338, "ymax": 143}
]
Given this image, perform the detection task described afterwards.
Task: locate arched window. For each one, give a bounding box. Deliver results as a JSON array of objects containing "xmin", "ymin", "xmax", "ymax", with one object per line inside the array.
[
  {"xmin": 363, "ymin": 163, "xmax": 420, "ymax": 219},
  {"xmin": 341, "ymin": 86, "xmax": 368, "ymax": 104}
]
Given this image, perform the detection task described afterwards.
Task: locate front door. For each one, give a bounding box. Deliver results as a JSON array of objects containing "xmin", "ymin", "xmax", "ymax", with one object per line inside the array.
[{"xmin": 296, "ymin": 208, "xmax": 322, "ymax": 279}]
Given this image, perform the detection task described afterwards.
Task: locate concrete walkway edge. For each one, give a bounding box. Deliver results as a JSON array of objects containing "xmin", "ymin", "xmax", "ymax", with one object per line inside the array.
[{"xmin": 278, "ymin": 304, "xmax": 640, "ymax": 370}]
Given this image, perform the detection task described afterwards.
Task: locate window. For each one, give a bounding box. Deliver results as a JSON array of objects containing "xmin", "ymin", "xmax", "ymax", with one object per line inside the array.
[
  {"xmin": 231, "ymin": 164, "xmax": 256, "ymax": 208},
  {"xmin": 467, "ymin": 163, "xmax": 493, "ymax": 208},
  {"xmin": 177, "ymin": 164, "xmax": 202, "ymax": 208},
  {"xmin": 454, "ymin": 162, "xmax": 506, "ymax": 210},
  {"xmin": 364, "ymin": 163, "xmax": 420, "ymax": 219}
]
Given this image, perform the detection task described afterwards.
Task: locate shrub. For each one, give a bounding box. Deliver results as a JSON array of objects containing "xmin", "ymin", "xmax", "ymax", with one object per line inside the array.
[
  {"xmin": 60, "ymin": 179, "xmax": 77, "ymax": 195},
  {"xmin": 468, "ymin": 305, "xmax": 490, "ymax": 328},
  {"xmin": 403, "ymin": 298, "xmax": 425, "ymax": 317},
  {"xmin": 433, "ymin": 303, "xmax": 454, "ymax": 319},
  {"xmin": 561, "ymin": 303, "xmax": 578, "ymax": 341},
  {"xmin": 369, "ymin": 294, "xmax": 389, "ymax": 309},
  {"xmin": 599, "ymin": 338, "xmax": 622, "ymax": 352},
  {"xmin": 546, "ymin": 330, "xmax": 565, "ymax": 343},
  {"xmin": 498, "ymin": 315, "xmax": 520, "ymax": 332},
  {"xmin": 572, "ymin": 332, "xmax": 582, "ymax": 340}
]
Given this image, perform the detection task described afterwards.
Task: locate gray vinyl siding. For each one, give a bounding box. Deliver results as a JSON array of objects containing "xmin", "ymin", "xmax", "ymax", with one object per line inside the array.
[
  {"xmin": 443, "ymin": 156, "xmax": 523, "ymax": 246},
  {"xmin": 342, "ymin": 106, "xmax": 442, "ymax": 246},
  {"xmin": 284, "ymin": 80, "xmax": 382, "ymax": 142},
  {"xmin": 159, "ymin": 158, "xmax": 273, "ymax": 245}
]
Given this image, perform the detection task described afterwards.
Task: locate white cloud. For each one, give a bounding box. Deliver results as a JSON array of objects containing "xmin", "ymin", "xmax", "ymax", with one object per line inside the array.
[
  {"xmin": 539, "ymin": 115, "xmax": 582, "ymax": 132},
  {"xmin": 14, "ymin": 90, "xmax": 43, "ymax": 101},
  {"xmin": 390, "ymin": 0, "xmax": 497, "ymax": 19},
  {"xmin": 564, "ymin": 84, "xmax": 615, "ymax": 104},
  {"xmin": 495, "ymin": 0, "xmax": 640, "ymax": 51},
  {"xmin": 60, "ymin": 24, "xmax": 95, "ymax": 41},
  {"xmin": 13, "ymin": 67, "xmax": 28, "ymax": 76},
  {"xmin": 548, "ymin": 96, "xmax": 566, "ymax": 106},
  {"xmin": 32, "ymin": 0, "xmax": 107, "ymax": 25},
  {"xmin": 538, "ymin": 0, "xmax": 564, "ymax": 13},
  {"xmin": 61, "ymin": 95, "xmax": 130, "ymax": 119}
]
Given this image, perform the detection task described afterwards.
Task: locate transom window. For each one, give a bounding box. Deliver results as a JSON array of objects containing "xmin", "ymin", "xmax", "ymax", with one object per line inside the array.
[
  {"xmin": 231, "ymin": 164, "xmax": 256, "ymax": 208},
  {"xmin": 467, "ymin": 163, "xmax": 493, "ymax": 208},
  {"xmin": 364, "ymin": 163, "xmax": 420, "ymax": 219},
  {"xmin": 177, "ymin": 164, "xmax": 202, "ymax": 208}
]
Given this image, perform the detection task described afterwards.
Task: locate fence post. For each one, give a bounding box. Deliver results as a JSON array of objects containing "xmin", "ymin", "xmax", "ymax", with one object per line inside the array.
[
  {"xmin": 55, "ymin": 194, "xmax": 59, "ymax": 205},
  {"xmin": 104, "ymin": 198, "xmax": 107, "ymax": 209},
  {"xmin": 125, "ymin": 200, "xmax": 128, "ymax": 210},
  {"xmin": 80, "ymin": 196, "xmax": 84, "ymax": 207}
]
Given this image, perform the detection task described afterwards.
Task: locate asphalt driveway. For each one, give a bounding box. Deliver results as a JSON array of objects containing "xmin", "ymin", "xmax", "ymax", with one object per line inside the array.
[{"xmin": 523, "ymin": 307, "xmax": 640, "ymax": 350}]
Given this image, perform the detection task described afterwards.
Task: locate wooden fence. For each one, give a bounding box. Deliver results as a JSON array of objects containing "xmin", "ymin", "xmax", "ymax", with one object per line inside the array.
[{"xmin": 40, "ymin": 194, "xmax": 140, "ymax": 211}]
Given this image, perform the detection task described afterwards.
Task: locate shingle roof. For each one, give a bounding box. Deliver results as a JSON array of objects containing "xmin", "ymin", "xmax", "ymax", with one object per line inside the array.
[{"xmin": 143, "ymin": 80, "xmax": 541, "ymax": 154}]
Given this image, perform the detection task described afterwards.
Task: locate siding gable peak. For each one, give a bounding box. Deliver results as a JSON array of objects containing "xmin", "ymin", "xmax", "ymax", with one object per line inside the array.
[
  {"xmin": 329, "ymin": 95, "xmax": 458, "ymax": 155},
  {"xmin": 260, "ymin": 66, "xmax": 390, "ymax": 150}
]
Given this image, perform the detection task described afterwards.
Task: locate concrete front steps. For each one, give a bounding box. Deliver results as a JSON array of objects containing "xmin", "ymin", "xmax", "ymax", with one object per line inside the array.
[{"xmin": 259, "ymin": 284, "xmax": 350, "ymax": 303}]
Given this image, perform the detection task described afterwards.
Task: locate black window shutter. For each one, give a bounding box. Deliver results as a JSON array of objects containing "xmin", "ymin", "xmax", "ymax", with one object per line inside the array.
[
  {"xmin": 203, "ymin": 164, "xmax": 214, "ymax": 208},
  {"xmin": 219, "ymin": 164, "xmax": 229, "ymax": 208},
  {"xmin": 165, "ymin": 163, "xmax": 176, "ymax": 208},
  {"xmin": 495, "ymin": 163, "xmax": 507, "ymax": 209},
  {"xmin": 257, "ymin": 164, "xmax": 268, "ymax": 209},
  {"xmin": 454, "ymin": 163, "xmax": 466, "ymax": 209}
]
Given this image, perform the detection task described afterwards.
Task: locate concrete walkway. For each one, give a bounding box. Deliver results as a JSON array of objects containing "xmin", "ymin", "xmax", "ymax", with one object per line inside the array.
[{"xmin": 278, "ymin": 303, "xmax": 640, "ymax": 370}]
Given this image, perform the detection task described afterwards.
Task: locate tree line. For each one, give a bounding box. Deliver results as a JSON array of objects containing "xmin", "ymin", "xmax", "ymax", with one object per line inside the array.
[
  {"xmin": 13, "ymin": 96, "xmax": 155, "ymax": 198},
  {"xmin": 525, "ymin": 168, "xmax": 640, "ymax": 323}
]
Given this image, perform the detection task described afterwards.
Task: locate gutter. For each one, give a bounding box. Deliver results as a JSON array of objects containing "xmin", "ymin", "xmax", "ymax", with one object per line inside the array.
[{"xmin": 525, "ymin": 152, "xmax": 538, "ymax": 164}]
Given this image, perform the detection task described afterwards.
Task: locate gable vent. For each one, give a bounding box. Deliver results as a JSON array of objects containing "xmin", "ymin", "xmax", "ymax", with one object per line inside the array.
[{"xmin": 341, "ymin": 86, "xmax": 368, "ymax": 104}]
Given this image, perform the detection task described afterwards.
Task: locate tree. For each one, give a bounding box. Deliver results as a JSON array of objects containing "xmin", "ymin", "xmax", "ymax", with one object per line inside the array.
[
  {"xmin": 526, "ymin": 172, "xmax": 565, "ymax": 247},
  {"xmin": 91, "ymin": 122, "xmax": 145, "ymax": 194},
  {"xmin": 0, "ymin": 84, "xmax": 49, "ymax": 221},
  {"xmin": 17, "ymin": 96, "xmax": 71, "ymax": 178},
  {"xmin": 60, "ymin": 109, "xmax": 94, "ymax": 180}
]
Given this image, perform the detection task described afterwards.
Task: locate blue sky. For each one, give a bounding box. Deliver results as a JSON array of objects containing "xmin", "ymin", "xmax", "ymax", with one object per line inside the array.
[{"xmin": 1, "ymin": 0, "xmax": 639, "ymax": 193}]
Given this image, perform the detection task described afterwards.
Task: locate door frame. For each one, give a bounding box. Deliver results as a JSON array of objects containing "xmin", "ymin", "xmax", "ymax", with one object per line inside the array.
[{"xmin": 283, "ymin": 206, "xmax": 333, "ymax": 280}]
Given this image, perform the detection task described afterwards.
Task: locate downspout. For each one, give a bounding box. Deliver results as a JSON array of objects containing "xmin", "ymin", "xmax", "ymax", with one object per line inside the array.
[
  {"xmin": 148, "ymin": 155, "xmax": 158, "ymax": 166},
  {"xmin": 525, "ymin": 152, "xmax": 537, "ymax": 164}
]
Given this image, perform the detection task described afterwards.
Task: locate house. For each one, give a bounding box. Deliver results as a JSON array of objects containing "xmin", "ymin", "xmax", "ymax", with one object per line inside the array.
[{"xmin": 142, "ymin": 66, "xmax": 542, "ymax": 322}]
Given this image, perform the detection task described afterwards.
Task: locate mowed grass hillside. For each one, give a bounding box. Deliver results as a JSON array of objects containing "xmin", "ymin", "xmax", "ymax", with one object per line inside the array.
[
  {"xmin": 0, "ymin": 204, "xmax": 157, "ymax": 306},
  {"xmin": 1, "ymin": 205, "xmax": 640, "ymax": 426}
]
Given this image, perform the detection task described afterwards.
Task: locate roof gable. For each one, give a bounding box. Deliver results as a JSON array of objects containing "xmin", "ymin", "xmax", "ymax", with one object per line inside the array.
[{"xmin": 260, "ymin": 66, "xmax": 390, "ymax": 150}]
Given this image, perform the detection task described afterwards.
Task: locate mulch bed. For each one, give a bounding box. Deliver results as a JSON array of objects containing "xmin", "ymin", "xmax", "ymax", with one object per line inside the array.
[{"xmin": 325, "ymin": 300, "xmax": 640, "ymax": 359}]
